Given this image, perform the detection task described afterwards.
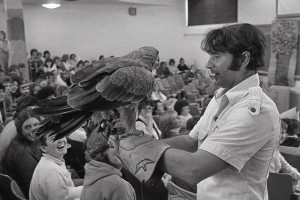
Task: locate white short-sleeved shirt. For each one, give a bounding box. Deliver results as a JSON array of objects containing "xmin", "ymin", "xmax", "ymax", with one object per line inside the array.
[{"xmin": 189, "ymin": 74, "xmax": 280, "ymax": 200}]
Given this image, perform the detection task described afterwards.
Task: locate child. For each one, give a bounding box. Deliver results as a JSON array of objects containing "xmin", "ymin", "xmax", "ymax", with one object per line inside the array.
[
  {"xmin": 29, "ymin": 134, "xmax": 82, "ymax": 200},
  {"xmin": 174, "ymin": 99, "xmax": 192, "ymax": 128},
  {"xmin": 80, "ymin": 125, "xmax": 136, "ymax": 200}
]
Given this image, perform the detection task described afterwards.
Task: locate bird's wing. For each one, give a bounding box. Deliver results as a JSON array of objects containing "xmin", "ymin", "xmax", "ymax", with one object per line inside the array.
[
  {"xmin": 78, "ymin": 58, "xmax": 148, "ymax": 88},
  {"xmin": 70, "ymin": 59, "xmax": 107, "ymax": 84},
  {"xmin": 35, "ymin": 96, "xmax": 75, "ymax": 115},
  {"xmin": 96, "ymin": 66, "xmax": 155, "ymax": 103}
]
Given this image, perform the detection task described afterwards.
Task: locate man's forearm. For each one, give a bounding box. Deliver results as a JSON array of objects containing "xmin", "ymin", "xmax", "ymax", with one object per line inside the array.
[{"xmin": 162, "ymin": 135, "xmax": 198, "ymax": 152}]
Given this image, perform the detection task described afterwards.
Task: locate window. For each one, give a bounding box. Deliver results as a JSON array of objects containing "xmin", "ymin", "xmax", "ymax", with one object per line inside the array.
[{"xmin": 187, "ymin": 0, "xmax": 237, "ymax": 26}]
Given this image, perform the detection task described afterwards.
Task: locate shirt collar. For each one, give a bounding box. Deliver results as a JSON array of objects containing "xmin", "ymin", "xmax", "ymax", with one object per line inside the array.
[
  {"xmin": 43, "ymin": 153, "xmax": 65, "ymax": 166},
  {"xmin": 214, "ymin": 73, "xmax": 260, "ymax": 106}
]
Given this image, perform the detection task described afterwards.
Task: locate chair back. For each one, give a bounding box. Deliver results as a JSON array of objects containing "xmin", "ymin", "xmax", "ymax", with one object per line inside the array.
[
  {"xmin": 0, "ymin": 173, "xmax": 19, "ymax": 200},
  {"xmin": 280, "ymin": 146, "xmax": 300, "ymax": 171},
  {"xmin": 11, "ymin": 180, "xmax": 27, "ymax": 200},
  {"xmin": 267, "ymin": 172, "xmax": 295, "ymax": 200},
  {"xmin": 166, "ymin": 181, "xmax": 196, "ymax": 200}
]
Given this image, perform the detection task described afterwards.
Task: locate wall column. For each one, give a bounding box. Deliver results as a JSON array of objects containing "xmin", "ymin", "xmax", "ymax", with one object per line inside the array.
[{"xmin": 4, "ymin": 0, "xmax": 29, "ymax": 82}]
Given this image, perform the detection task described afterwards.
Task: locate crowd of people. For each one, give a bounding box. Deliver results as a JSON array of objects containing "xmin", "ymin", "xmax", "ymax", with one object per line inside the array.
[{"xmin": 0, "ymin": 23, "xmax": 299, "ymax": 200}]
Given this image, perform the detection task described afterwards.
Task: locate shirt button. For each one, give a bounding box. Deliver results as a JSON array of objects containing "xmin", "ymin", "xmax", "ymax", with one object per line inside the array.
[{"xmin": 251, "ymin": 108, "xmax": 256, "ymax": 112}]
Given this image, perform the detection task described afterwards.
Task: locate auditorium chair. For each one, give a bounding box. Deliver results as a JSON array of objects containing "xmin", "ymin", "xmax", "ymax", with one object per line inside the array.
[
  {"xmin": 0, "ymin": 173, "xmax": 23, "ymax": 200},
  {"xmin": 11, "ymin": 180, "xmax": 26, "ymax": 200},
  {"xmin": 267, "ymin": 172, "xmax": 297, "ymax": 200}
]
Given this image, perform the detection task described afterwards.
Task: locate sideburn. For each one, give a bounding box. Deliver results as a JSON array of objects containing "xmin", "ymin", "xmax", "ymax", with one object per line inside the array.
[{"xmin": 227, "ymin": 56, "xmax": 242, "ymax": 71}]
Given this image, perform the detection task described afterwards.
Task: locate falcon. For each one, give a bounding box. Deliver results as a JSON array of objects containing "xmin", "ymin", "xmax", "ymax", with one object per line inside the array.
[{"xmin": 34, "ymin": 46, "xmax": 159, "ymax": 140}]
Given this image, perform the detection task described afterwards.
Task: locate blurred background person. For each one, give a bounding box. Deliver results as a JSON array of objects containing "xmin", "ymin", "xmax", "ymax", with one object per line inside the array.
[
  {"xmin": 136, "ymin": 99, "xmax": 161, "ymax": 140},
  {"xmin": 158, "ymin": 110, "xmax": 181, "ymax": 139},
  {"xmin": 177, "ymin": 58, "xmax": 189, "ymax": 73},
  {"xmin": 0, "ymin": 31, "xmax": 9, "ymax": 74},
  {"xmin": 168, "ymin": 58, "xmax": 178, "ymax": 75},
  {"xmin": 1, "ymin": 109, "xmax": 42, "ymax": 198},
  {"xmin": 174, "ymin": 99, "xmax": 192, "ymax": 128}
]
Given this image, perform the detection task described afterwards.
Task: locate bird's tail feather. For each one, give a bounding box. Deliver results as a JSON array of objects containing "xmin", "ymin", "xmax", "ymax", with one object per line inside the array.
[
  {"xmin": 33, "ymin": 96, "xmax": 93, "ymax": 140},
  {"xmin": 34, "ymin": 110, "xmax": 92, "ymax": 140}
]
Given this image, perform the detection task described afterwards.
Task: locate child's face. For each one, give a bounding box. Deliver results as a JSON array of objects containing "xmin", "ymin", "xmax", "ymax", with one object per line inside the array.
[
  {"xmin": 22, "ymin": 117, "xmax": 39, "ymax": 142},
  {"xmin": 4, "ymin": 82, "xmax": 12, "ymax": 93},
  {"xmin": 181, "ymin": 106, "xmax": 190, "ymax": 116},
  {"xmin": 11, "ymin": 81, "xmax": 19, "ymax": 93},
  {"xmin": 42, "ymin": 134, "xmax": 68, "ymax": 160}
]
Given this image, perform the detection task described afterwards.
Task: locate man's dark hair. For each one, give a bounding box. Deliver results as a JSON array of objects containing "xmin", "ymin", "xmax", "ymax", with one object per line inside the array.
[{"xmin": 201, "ymin": 23, "xmax": 266, "ymax": 72}]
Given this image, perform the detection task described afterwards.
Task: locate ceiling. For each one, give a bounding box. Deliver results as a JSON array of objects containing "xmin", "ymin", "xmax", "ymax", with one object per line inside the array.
[{"xmin": 13, "ymin": 0, "xmax": 175, "ymax": 5}]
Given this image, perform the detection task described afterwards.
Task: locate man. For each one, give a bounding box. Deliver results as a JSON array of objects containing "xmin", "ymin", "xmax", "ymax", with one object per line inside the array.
[{"xmin": 117, "ymin": 23, "xmax": 280, "ymax": 200}]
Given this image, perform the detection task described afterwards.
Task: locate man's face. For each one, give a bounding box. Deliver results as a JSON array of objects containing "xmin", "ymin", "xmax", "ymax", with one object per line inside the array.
[
  {"xmin": 206, "ymin": 52, "xmax": 242, "ymax": 89},
  {"xmin": 42, "ymin": 134, "xmax": 68, "ymax": 160}
]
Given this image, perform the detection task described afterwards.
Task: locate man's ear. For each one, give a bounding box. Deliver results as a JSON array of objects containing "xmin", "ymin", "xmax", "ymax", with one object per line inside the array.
[{"xmin": 239, "ymin": 51, "xmax": 250, "ymax": 69}]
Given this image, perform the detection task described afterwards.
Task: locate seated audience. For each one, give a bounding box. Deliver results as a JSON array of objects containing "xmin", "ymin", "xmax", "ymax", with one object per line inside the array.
[
  {"xmin": 156, "ymin": 62, "xmax": 172, "ymax": 78},
  {"xmin": 80, "ymin": 126, "xmax": 136, "ymax": 200},
  {"xmin": 52, "ymin": 56, "xmax": 62, "ymax": 70},
  {"xmin": 270, "ymin": 120, "xmax": 300, "ymax": 193},
  {"xmin": 151, "ymin": 79, "xmax": 167, "ymax": 102},
  {"xmin": 168, "ymin": 58, "xmax": 178, "ymax": 75},
  {"xmin": 1, "ymin": 109, "xmax": 42, "ymax": 198},
  {"xmin": 0, "ymin": 96, "xmax": 40, "ymax": 163},
  {"xmin": 44, "ymin": 58, "xmax": 56, "ymax": 73},
  {"xmin": 158, "ymin": 110, "xmax": 181, "ymax": 139},
  {"xmin": 75, "ymin": 60, "xmax": 84, "ymax": 72},
  {"xmin": 29, "ymin": 82, "xmax": 42, "ymax": 97},
  {"xmin": 174, "ymin": 99, "xmax": 192, "ymax": 128},
  {"xmin": 69, "ymin": 54, "xmax": 78, "ymax": 68},
  {"xmin": 136, "ymin": 99, "xmax": 161, "ymax": 139},
  {"xmin": 11, "ymin": 76, "xmax": 23, "ymax": 100},
  {"xmin": 61, "ymin": 54, "xmax": 72, "ymax": 71},
  {"xmin": 43, "ymin": 50, "xmax": 51, "ymax": 63},
  {"xmin": 153, "ymin": 100, "xmax": 165, "ymax": 116},
  {"xmin": 177, "ymin": 58, "xmax": 189, "ymax": 73},
  {"xmin": 30, "ymin": 133, "xmax": 82, "ymax": 200}
]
